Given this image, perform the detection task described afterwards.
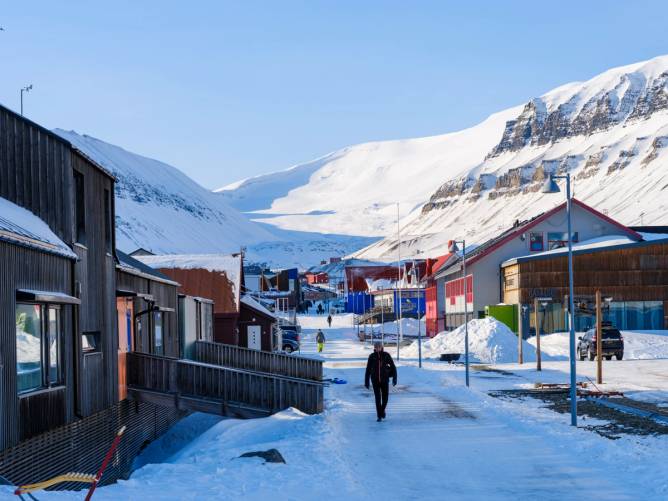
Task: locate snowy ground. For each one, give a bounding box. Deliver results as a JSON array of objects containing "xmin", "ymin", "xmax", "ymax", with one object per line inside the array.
[{"xmin": 10, "ymin": 314, "xmax": 668, "ymax": 500}]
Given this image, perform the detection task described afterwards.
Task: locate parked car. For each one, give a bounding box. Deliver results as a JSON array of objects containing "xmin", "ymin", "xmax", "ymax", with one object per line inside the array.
[
  {"xmin": 280, "ymin": 328, "xmax": 300, "ymax": 353},
  {"xmin": 577, "ymin": 327, "xmax": 624, "ymax": 361}
]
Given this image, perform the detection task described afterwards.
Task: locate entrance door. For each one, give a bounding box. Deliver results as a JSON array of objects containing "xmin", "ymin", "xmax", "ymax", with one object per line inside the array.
[
  {"xmin": 247, "ymin": 325, "xmax": 261, "ymax": 351},
  {"xmin": 117, "ymin": 298, "xmax": 134, "ymax": 400}
]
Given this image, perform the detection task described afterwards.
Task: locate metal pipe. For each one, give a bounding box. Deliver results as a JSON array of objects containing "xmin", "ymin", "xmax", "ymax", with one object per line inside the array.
[{"xmin": 566, "ymin": 174, "xmax": 577, "ymax": 426}]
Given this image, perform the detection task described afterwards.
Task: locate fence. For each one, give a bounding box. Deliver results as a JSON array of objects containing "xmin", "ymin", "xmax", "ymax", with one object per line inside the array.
[
  {"xmin": 127, "ymin": 352, "xmax": 324, "ymax": 415},
  {"xmin": 194, "ymin": 341, "xmax": 323, "ymax": 381}
]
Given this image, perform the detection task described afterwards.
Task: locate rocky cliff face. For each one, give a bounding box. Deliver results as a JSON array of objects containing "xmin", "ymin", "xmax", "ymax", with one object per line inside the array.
[
  {"xmin": 488, "ymin": 71, "xmax": 668, "ymax": 157},
  {"xmin": 356, "ymin": 56, "xmax": 668, "ymax": 261}
]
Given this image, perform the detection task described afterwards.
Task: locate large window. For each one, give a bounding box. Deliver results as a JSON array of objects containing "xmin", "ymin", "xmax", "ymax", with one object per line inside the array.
[
  {"xmin": 104, "ymin": 188, "xmax": 112, "ymax": 252},
  {"xmin": 547, "ymin": 232, "xmax": 579, "ymax": 250},
  {"xmin": 154, "ymin": 311, "xmax": 164, "ymax": 355},
  {"xmin": 16, "ymin": 304, "xmax": 63, "ymax": 393},
  {"xmin": 74, "ymin": 171, "xmax": 86, "ymax": 244}
]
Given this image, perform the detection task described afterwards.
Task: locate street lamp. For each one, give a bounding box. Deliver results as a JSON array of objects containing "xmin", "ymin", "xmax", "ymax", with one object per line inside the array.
[
  {"xmin": 541, "ymin": 173, "xmax": 577, "ymax": 426},
  {"xmin": 20, "ymin": 84, "xmax": 33, "ymax": 116},
  {"xmin": 448, "ymin": 238, "xmax": 469, "ymax": 387}
]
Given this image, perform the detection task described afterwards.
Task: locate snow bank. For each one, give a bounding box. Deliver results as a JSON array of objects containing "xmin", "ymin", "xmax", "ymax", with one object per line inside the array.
[
  {"xmin": 404, "ymin": 317, "xmax": 539, "ymax": 364},
  {"xmin": 532, "ymin": 330, "xmax": 668, "ymax": 360},
  {"xmin": 371, "ymin": 318, "xmax": 426, "ymax": 337}
]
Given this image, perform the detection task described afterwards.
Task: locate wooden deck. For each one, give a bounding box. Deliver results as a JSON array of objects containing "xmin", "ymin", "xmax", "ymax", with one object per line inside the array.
[
  {"xmin": 126, "ymin": 352, "xmax": 324, "ymax": 418},
  {"xmin": 194, "ymin": 341, "xmax": 323, "ymax": 381}
]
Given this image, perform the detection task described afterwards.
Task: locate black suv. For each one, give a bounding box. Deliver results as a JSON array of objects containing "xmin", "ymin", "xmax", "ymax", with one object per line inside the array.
[{"xmin": 577, "ymin": 327, "xmax": 624, "ymax": 361}]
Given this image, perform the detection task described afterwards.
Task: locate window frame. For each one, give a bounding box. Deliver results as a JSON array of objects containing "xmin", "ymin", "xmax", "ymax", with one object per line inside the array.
[
  {"xmin": 547, "ymin": 231, "xmax": 579, "ymax": 250},
  {"xmin": 529, "ymin": 232, "xmax": 544, "ymax": 252},
  {"xmin": 74, "ymin": 171, "xmax": 86, "ymax": 244},
  {"xmin": 16, "ymin": 302, "xmax": 64, "ymax": 395}
]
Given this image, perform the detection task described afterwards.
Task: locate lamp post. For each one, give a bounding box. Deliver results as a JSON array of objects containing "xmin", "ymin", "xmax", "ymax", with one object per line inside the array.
[
  {"xmin": 541, "ymin": 173, "xmax": 577, "ymax": 426},
  {"xmin": 448, "ymin": 239, "xmax": 469, "ymax": 387},
  {"xmin": 20, "ymin": 84, "xmax": 33, "ymax": 116}
]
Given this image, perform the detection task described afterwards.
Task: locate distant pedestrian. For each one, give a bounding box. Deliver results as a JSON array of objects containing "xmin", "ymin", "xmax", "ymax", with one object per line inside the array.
[
  {"xmin": 316, "ymin": 329, "xmax": 326, "ymax": 353},
  {"xmin": 365, "ymin": 342, "xmax": 397, "ymax": 422},
  {"xmin": 327, "ymin": 314, "xmax": 332, "ymax": 328}
]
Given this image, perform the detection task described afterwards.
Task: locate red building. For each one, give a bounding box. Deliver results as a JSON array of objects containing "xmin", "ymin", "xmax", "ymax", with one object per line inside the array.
[
  {"xmin": 423, "ymin": 253, "xmax": 454, "ymax": 337},
  {"xmin": 305, "ymin": 271, "xmax": 329, "ymax": 284}
]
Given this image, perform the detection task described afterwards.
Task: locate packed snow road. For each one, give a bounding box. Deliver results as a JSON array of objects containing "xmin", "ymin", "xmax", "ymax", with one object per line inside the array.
[{"xmin": 16, "ymin": 314, "xmax": 667, "ymax": 500}]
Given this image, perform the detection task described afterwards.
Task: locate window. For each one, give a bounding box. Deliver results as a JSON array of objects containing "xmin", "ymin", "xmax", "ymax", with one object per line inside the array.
[
  {"xmin": 104, "ymin": 188, "xmax": 112, "ymax": 252},
  {"xmin": 16, "ymin": 304, "xmax": 62, "ymax": 393},
  {"xmin": 547, "ymin": 232, "xmax": 579, "ymax": 250},
  {"xmin": 74, "ymin": 171, "xmax": 86, "ymax": 244},
  {"xmin": 82, "ymin": 331, "xmax": 100, "ymax": 353},
  {"xmin": 154, "ymin": 311, "xmax": 163, "ymax": 355},
  {"xmin": 529, "ymin": 232, "xmax": 544, "ymax": 251}
]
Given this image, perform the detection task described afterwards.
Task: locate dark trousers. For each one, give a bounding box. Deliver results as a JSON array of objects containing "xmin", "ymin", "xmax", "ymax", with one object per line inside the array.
[{"xmin": 372, "ymin": 381, "xmax": 389, "ymax": 418}]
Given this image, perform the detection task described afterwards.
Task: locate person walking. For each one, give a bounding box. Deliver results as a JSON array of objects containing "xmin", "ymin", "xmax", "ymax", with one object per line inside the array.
[
  {"xmin": 364, "ymin": 342, "xmax": 397, "ymax": 422},
  {"xmin": 327, "ymin": 314, "xmax": 332, "ymax": 328},
  {"xmin": 316, "ymin": 329, "xmax": 326, "ymax": 353}
]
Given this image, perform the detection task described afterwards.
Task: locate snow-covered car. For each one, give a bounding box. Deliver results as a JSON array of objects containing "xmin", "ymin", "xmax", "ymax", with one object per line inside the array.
[{"xmin": 577, "ymin": 327, "xmax": 624, "ymax": 361}]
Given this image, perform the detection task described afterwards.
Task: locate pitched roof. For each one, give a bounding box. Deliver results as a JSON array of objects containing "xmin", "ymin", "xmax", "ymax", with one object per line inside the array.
[
  {"xmin": 437, "ymin": 198, "xmax": 642, "ymax": 276},
  {"xmin": 0, "ymin": 197, "xmax": 76, "ymax": 259},
  {"xmin": 116, "ymin": 249, "xmax": 179, "ymax": 286}
]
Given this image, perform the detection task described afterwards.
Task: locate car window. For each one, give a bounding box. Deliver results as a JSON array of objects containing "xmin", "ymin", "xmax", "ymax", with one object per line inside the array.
[{"xmin": 602, "ymin": 329, "xmax": 621, "ymax": 339}]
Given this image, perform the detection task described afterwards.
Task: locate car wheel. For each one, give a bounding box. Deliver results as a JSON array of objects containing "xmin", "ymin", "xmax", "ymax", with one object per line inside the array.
[
  {"xmin": 616, "ymin": 353, "xmax": 623, "ymax": 361},
  {"xmin": 577, "ymin": 348, "xmax": 585, "ymax": 361},
  {"xmin": 284, "ymin": 345, "xmax": 293, "ymax": 353},
  {"xmin": 588, "ymin": 350, "xmax": 595, "ymax": 361}
]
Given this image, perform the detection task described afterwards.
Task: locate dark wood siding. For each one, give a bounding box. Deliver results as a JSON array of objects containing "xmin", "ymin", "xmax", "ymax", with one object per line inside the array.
[
  {"xmin": 0, "ymin": 106, "xmax": 72, "ymax": 243},
  {"xmin": 0, "ymin": 241, "xmax": 74, "ymax": 450},
  {"xmin": 71, "ymin": 152, "xmax": 117, "ymax": 416},
  {"xmin": 116, "ymin": 269, "xmax": 179, "ymax": 358}
]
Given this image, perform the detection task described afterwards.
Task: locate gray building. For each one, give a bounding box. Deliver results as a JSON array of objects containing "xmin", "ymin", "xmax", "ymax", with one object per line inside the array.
[{"xmin": 434, "ymin": 198, "xmax": 643, "ymax": 330}]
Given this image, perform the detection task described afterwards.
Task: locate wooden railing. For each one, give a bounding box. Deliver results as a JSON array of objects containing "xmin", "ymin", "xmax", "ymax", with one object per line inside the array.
[
  {"xmin": 194, "ymin": 341, "xmax": 323, "ymax": 381},
  {"xmin": 127, "ymin": 352, "xmax": 324, "ymax": 415}
]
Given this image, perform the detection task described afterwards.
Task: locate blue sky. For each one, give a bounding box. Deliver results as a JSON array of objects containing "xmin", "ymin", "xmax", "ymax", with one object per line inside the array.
[{"xmin": 2, "ymin": 1, "xmax": 668, "ymax": 189}]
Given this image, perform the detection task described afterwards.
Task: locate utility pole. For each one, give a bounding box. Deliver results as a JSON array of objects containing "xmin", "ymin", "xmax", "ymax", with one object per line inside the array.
[
  {"xmin": 20, "ymin": 84, "xmax": 33, "ymax": 116},
  {"xmin": 396, "ymin": 203, "xmax": 403, "ymax": 360},
  {"xmin": 596, "ymin": 290, "xmax": 602, "ymax": 384},
  {"xmin": 534, "ymin": 298, "xmax": 542, "ymax": 371},
  {"xmin": 518, "ymin": 304, "xmax": 525, "ymax": 364}
]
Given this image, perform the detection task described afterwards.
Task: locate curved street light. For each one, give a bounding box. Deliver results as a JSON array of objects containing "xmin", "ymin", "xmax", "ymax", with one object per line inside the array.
[{"xmin": 542, "ymin": 173, "xmax": 578, "ymax": 426}]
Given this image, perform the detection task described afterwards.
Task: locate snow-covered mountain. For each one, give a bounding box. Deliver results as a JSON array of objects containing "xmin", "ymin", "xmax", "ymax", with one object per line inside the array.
[
  {"xmin": 55, "ymin": 129, "xmax": 280, "ymax": 255},
  {"xmin": 220, "ymin": 55, "xmax": 668, "ymax": 260},
  {"xmin": 55, "ymin": 130, "xmax": 374, "ymax": 268}
]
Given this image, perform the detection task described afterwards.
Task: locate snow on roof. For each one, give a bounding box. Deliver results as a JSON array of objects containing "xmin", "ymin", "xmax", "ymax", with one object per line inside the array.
[
  {"xmin": 502, "ymin": 235, "xmax": 668, "ymax": 265},
  {"xmin": 240, "ymin": 294, "xmax": 275, "ymax": 319},
  {"xmin": 0, "ymin": 197, "xmax": 76, "ymax": 259},
  {"xmin": 136, "ymin": 253, "xmax": 241, "ymax": 301}
]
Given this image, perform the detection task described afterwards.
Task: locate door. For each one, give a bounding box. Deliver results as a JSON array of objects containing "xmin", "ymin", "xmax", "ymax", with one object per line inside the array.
[
  {"xmin": 247, "ymin": 325, "xmax": 261, "ymax": 351},
  {"xmin": 117, "ymin": 298, "xmax": 134, "ymax": 401}
]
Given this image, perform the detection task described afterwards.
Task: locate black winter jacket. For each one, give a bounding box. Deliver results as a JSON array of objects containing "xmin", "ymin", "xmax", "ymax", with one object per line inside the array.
[{"xmin": 365, "ymin": 350, "xmax": 397, "ymax": 386}]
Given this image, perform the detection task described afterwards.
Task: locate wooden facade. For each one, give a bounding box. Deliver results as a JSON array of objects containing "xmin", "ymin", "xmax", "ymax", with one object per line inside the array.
[
  {"xmin": 0, "ymin": 104, "xmax": 183, "ymax": 488},
  {"xmin": 502, "ymin": 239, "xmax": 668, "ymax": 329},
  {"xmin": 238, "ymin": 299, "xmax": 276, "ymax": 351}
]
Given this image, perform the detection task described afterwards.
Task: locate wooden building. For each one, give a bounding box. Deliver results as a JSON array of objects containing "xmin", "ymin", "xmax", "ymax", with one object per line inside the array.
[
  {"xmin": 179, "ymin": 294, "xmax": 214, "ymax": 360},
  {"xmin": 135, "ymin": 253, "xmax": 245, "ymax": 347},
  {"xmin": 238, "ymin": 295, "xmax": 277, "ymax": 351},
  {"xmin": 0, "ymin": 104, "xmax": 183, "ymax": 488},
  {"xmin": 434, "ymin": 198, "xmax": 643, "ymax": 330},
  {"xmin": 501, "ymin": 237, "xmax": 668, "ymax": 333}
]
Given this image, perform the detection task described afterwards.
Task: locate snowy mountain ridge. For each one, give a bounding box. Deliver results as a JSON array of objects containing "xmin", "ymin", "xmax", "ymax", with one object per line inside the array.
[
  {"xmin": 55, "ymin": 130, "xmax": 374, "ymax": 269},
  {"xmin": 220, "ymin": 55, "xmax": 668, "ymax": 260}
]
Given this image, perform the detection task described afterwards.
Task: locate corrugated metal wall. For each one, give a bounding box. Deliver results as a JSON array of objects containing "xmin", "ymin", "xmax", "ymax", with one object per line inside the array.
[
  {"xmin": 0, "ymin": 241, "xmax": 74, "ymax": 450},
  {"xmin": 0, "ymin": 106, "xmax": 73, "ymax": 242}
]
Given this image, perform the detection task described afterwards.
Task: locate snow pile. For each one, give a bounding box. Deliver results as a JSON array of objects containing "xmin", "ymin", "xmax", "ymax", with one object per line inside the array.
[
  {"xmin": 371, "ymin": 318, "xmax": 426, "ymax": 337},
  {"xmin": 534, "ymin": 330, "xmax": 668, "ymax": 360},
  {"xmin": 404, "ymin": 317, "xmax": 537, "ymax": 363}
]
